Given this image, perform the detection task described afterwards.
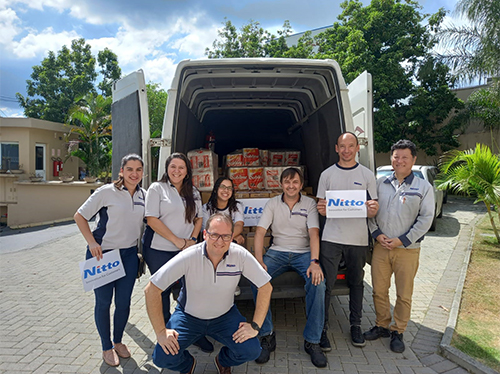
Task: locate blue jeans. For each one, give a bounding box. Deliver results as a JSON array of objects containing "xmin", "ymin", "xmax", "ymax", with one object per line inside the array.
[
  {"xmin": 143, "ymin": 225, "xmax": 181, "ymax": 324},
  {"xmin": 86, "ymin": 246, "xmax": 138, "ymax": 351},
  {"xmin": 153, "ymin": 305, "xmax": 261, "ymax": 372},
  {"xmin": 251, "ymin": 249, "xmax": 325, "ymax": 343}
]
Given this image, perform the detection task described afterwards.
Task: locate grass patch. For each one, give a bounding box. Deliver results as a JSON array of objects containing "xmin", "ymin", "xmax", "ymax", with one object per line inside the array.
[{"xmin": 451, "ymin": 214, "xmax": 500, "ymax": 371}]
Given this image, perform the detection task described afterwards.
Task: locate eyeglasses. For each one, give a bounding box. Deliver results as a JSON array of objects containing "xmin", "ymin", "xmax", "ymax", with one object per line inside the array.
[
  {"xmin": 206, "ymin": 231, "xmax": 233, "ymax": 242},
  {"xmin": 219, "ymin": 185, "xmax": 233, "ymax": 191}
]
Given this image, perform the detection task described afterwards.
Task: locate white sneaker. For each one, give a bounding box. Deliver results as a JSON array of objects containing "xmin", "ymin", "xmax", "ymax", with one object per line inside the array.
[{"xmin": 234, "ymin": 286, "xmax": 241, "ymax": 296}]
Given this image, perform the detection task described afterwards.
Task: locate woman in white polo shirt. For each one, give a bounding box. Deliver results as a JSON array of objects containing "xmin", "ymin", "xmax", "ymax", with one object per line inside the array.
[
  {"xmin": 202, "ymin": 177, "xmax": 245, "ymax": 245},
  {"xmin": 74, "ymin": 154, "xmax": 145, "ymax": 367}
]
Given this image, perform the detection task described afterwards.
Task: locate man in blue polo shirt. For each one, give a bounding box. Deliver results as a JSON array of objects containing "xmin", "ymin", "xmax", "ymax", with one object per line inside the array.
[
  {"xmin": 144, "ymin": 213, "xmax": 272, "ymax": 374},
  {"xmin": 253, "ymin": 167, "xmax": 327, "ymax": 368}
]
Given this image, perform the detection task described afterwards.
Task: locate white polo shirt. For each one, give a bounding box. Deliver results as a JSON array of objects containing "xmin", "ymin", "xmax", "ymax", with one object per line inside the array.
[
  {"xmin": 145, "ymin": 182, "xmax": 202, "ymax": 252},
  {"xmin": 201, "ymin": 202, "xmax": 245, "ymax": 231},
  {"xmin": 257, "ymin": 194, "xmax": 320, "ymax": 254},
  {"xmin": 77, "ymin": 183, "xmax": 146, "ymax": 250},
  {"xmin": 150, "ymin": 242, "xmax": 271, "ymax": 319},
  {"xmin": 317, "ymin": 163, "xmax": 377, "ymax": 246}
]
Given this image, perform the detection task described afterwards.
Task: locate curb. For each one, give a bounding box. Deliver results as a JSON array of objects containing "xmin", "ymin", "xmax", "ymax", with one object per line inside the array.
[{"xmin": 439, "ymin": 214, "xmax": 500, "ymax": 374}]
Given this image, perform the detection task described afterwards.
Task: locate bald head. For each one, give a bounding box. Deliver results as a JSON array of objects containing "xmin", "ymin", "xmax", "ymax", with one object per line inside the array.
[{"xmin": 337, "ymin": 132, "xmax": 359, "ymax": 146}]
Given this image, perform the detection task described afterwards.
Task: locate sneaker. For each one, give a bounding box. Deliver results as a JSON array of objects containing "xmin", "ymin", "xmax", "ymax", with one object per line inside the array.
[
  {"xmin": 350, "ymin": 325, "xmax": 366, "ymax": 347},
  {"xmin": 304, "ymin": 340, "xmax": 327, "ymax": 368},
  {"xmin": 320, "ymin": 329, "xmax": 332, "ymax": 352},
  {"xmin": 390, "ymin": 331, "xmax": 405, "ymax": 353},
  {"xmin": 255, "ymin": 332, "xmax": 276, "ymax": 364},
  {"xmin": 363, "ymin": 325, "xmax": 391, "ymax": 341},
  {"xmin": 234, "ymin": 286, "xmax": 241, "ymax": 296},
  {"xmin": 193, "ymin": 336, "xmax": 214, "ymax": 353},
  {"xmin": 214, "ymin": 355, "xmax": 231, "ymax": 374}
]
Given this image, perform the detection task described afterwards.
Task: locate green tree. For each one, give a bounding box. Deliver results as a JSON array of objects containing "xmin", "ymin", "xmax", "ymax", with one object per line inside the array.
[
  {"xmin": 66, "ymin": 93, "xmax": 113, "ymax": 178},
  {"xmin": 313, "ymin": 0, "xmax": 460, "ymax": 154},
  {"xmin": 147, "ymin": 82, "xmax": 168, "ymax": 180},
  {"xmin": 17, "ymin": 38, "xmax": 121, "ymax": 123},
  {"xmin": 437, "ymin": 144, "xmax": 500, "ymax": 243},
  {"xmin": 435, "ymin": 0, "xmax": 500, "ymax": 82}
]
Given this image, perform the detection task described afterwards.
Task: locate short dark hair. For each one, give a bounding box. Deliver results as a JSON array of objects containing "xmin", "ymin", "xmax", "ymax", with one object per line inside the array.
[
  {"xmin": 337, "ymin": 131, "xmax": 359, "ymax": 145},
  {"xmin": 206, "ymin": 213, "xmax": 234, "ymax": 233},
  {"xmin": 280, "ymin": 167, "xmax": 304, "ymax": 185},
  {"xmin": 391, "ymin": 139, "xmax": 417, "ymax": 157}
]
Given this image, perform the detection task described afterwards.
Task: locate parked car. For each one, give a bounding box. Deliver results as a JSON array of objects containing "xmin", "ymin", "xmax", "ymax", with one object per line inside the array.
[{"xmin": 376, "ymin": 165, "xmax": 444, "ymax": 231}]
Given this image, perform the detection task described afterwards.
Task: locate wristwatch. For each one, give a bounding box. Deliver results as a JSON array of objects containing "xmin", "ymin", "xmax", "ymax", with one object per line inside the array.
[
  {"xmin": 310, "ymin": 259, "xmax": 320, "ymax": 264},
  {"xmin": 190, "ymin": 236, "xmax": 197, "ymax": 242},
  {"xmin": 250, "ymin": 321, "xmax": 261, "ymax": 332}
]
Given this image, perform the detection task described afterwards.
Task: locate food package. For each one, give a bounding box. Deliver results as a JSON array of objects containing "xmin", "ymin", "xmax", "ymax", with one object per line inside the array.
[
  {"xmin": 187, "ymin": 148, "xmax": 217, "ymax": 171},
  {"xmin": 259, "ymin": 149, "xmax": 269, "ymax": 166},
  {"xmin": 243, "ymin": 148, "xmax": 260, "ymax": 166},
  {"xmin": 264, "ymin": 167, "xmax": 283, "ymax": 190},
  {"xmin": 226, "ymin": 150, "xmax": 244, "ymax": 167},
  {"xmin": 192, "ymin": 170, "xmax": 216, "ymax": 192},
  {"xmin": 269, "ymin": 150, "xmax": 285, "ymax": 166},
  {"xmin": 228, "ymin": 167, "xmax": 249, "ymax": 190},
  {"xmin": 285, "ymin": 150, "xmax": 301, "ymax": 166},
  {"xmin": 248, "ymin": 167, "xmax": 264, "ymax": 190}
]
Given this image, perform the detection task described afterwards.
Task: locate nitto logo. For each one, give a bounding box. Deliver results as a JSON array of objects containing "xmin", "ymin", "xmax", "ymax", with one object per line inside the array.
[
  {"xmin": 84, "ymin": 261, "xmax": 120, "ymax": 279},
  {"xmin": 244, "ymin": 206, "xmax": 264, "ymax": 214},
  {"xmin": 328, "ymin": 199, "xmax": 364, "ymax": 207}
]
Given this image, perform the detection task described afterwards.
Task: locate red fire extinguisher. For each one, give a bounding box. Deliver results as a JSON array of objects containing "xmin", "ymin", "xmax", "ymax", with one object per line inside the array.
[
  {"xmin": 205, "ymin": 131, "xmax": 215, "ymax": 152},
  {"xmin": 52, "ymin": 157, "xmax": 62, "ymax": 176},
  {"xmin": 58, "ymin": 158, "xmax": 63, "ymax": 173}
]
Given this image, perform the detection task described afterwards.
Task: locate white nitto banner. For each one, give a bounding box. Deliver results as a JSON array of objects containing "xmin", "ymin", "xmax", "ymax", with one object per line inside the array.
[
  {"xmin": 325, "ymin": 190, "xmax": 367, "ymax": 218},
  {"xmin": 239, "ymin": 198, "xmax": 270, "ymax": 227},
  {"xmin": 79, "ymin": 249, "xmax": 126, "ymax": 292}
]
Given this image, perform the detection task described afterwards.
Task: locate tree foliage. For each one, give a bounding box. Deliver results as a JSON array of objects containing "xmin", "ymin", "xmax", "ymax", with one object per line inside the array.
[
  {"xmin": 17, "ymin": 38, "xmax": 121, "ymax": 123},
  {"xmin": 435, "ymin": 0, "xmax": 500, "ymax": 82},
  {"xmin": 66, "ymin": 93, "xmax": 113, "ymax": 178},
  {"xmin": 206, "ymin": 1, "xmax": 462, "ymax": 155},
  {"xmin": 437, "ymin": 144, "xmax": 500, "ymax": 242},
  {"xmin": 147, "ymin": 82, "xmax": 168, "ymax": 180}
]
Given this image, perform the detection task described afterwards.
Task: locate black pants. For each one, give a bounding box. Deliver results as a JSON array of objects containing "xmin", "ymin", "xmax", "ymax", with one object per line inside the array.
[{"xmin": 320, "ymin": 241, "xmax": 367, "ymax": 327}]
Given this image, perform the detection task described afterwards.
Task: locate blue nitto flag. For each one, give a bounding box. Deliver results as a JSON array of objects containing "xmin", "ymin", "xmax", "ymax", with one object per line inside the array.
[
  {"xmin": 325, "ymin": 190, "xmax": 367, "ymax": 218},
  {"xmin": 239, "ymin": 198, "xmax": 270, "ymax": 227},
  {"xmin": 79, "ymin": 250, "xmax": 126, "ymax": 292}
]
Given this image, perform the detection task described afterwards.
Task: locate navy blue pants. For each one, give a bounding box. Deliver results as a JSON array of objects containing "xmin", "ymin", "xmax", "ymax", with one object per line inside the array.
[
  {"xmin": 153, "ymin": 305, "xmax": 261, "ymax": 372},
  {"xmin": 86, "ymin": 246, "xmax": 138, "ymax": 351}
]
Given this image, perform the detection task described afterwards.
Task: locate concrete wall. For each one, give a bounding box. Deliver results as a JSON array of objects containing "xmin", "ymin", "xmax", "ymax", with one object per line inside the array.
[
  {"xmin": 0, "ymin": 117, "xmax": 82, "ymax": 181},
  {"xmin": 7, "ymin": 181, "xmax": 103, "ymax": 228}
]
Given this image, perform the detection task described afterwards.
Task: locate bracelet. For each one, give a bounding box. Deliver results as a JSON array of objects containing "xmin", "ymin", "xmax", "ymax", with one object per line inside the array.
[{"xmin": 181, "ymin": 239, "xmax": 187, "ymax": 250}]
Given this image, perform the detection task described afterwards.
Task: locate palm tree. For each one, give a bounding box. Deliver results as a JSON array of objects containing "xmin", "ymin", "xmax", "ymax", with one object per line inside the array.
[
  {"xmin": 435, "ymin": 0, "xmax": 500, "ymax": 83},
  {"xmin": 66, "ymin": 93, "xmax": 112, "ymax": 178},
  {"xmin": 437, "ymin": 144, "xmax": 500, "ymax": 243}
]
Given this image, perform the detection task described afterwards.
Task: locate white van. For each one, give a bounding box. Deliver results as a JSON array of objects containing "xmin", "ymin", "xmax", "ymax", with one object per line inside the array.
[{"xmin": 113, "ymin": 58, "xmax": 375, "ymax": 298}]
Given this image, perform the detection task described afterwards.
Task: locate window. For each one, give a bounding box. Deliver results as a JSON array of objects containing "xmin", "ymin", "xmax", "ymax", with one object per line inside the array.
[{"xmin": 0, "ymin": 142, "xmax": 19, "ymax": 170}]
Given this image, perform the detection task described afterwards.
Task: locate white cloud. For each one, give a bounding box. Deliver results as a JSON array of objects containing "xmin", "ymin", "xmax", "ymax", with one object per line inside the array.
[
  {"xmin": 10, "ymin": 27, "xmax": 80, "ymax": 58},
  {"xmin": 0, "ymin": 6, "xmax": 21, "ymax": 46},
  {"xmin": 0, "ymin": 106, "xmax": 25, "ymax": 117}
]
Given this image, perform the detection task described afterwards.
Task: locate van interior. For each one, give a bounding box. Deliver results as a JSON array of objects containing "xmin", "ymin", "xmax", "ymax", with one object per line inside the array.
[{"xmin": 170, "ymin": 60, "xmax": 347, "ymax": 193}]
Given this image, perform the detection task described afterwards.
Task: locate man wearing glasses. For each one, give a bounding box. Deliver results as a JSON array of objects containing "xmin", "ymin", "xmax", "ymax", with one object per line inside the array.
[
  {"xmin": 144, "ymin": 213, "xmax": 272, "ymax": 374},
  {"xmin": 252, "ymin": 167, "xmax": 327, "ymax": 368}
]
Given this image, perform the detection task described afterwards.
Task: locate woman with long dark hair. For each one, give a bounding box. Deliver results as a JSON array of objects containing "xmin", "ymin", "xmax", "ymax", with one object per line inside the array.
[
  {"xmin": 142, "ymin": 152, "xmax": 213, "ymax": 352},
  {"xmin": 74, "ymin": 154, "xmax": 145, "ymax": 366},
  {"xmin": 202, "ymin": 177, "xmax": 245, "ymax": 245}
]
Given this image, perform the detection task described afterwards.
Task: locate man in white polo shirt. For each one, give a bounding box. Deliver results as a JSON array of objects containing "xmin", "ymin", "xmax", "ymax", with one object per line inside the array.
[
  {"xmin": 253, "ymin": 167, "xmax": 327, "ymax": 368},
  {"xmin": 144, "ymin": 213, "xmax": 272, "ymax": 374}
]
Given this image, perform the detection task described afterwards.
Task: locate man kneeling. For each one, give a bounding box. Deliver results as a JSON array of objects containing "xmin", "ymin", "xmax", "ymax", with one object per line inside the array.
[
  {"xmin": 252, "ymin": 167, "xmax": 327, "ymax": 368},
  {"xmin": 145, "ymin": 213, "xmax": 272, "ymax": 374}
]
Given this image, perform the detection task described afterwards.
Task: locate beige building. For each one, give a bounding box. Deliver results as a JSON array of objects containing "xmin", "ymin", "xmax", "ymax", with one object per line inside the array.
[{"xmin": 0, "ymin": 118, "xmax": 101, "ymax": 228}]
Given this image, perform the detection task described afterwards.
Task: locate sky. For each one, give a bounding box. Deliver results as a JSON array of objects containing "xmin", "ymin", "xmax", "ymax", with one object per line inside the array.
[{"xmin": 0, "ymin": 0, "xmax": 461, "ymax": 118}]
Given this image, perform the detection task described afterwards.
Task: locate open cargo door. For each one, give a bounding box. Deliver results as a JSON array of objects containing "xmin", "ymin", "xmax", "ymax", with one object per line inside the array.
[
  {"xmin": 112, "ymin": 70, "xmax": 151, "ymax": 188},
  {"xmin": 348, "ymin": 71, "xmax": 375, "ymax": 172}
]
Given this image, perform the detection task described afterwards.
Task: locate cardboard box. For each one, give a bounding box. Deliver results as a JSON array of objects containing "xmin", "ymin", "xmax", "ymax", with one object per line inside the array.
[
  {"xmin": 248, "ymin": 167, "xmax": 264, "ymax": 190},
  {"xmin": 304, "ymin": 186, "xmax": 313, "ymax": 196},
  {"xmin": 269, "ymin": 150, "xmax": 285, "ymax": 166},
  {"xmin": 249, "ymin": 191, "xmax": 270, "ymax": 198},
  {"xmin": 235, "ymin": 192, "xmax": 250, "ymax": 199},
  {"xmin": 226, "ymin": 151, "xmax": 244, "ymax": 167},
  {"xmin": 264, "ymin": 167, "xmax": 282, "ymax": 190},
  {"xmin": 201, "ymin": 191, "xmax": 211, "ymax": 205},
  {"xmin": 188, "ymin": 148, "xmax": 217, "ymax": 171},
  {"xmin": 285, "ymin": 150, "xmax": 301, "ymax": 166},
  {"xmin": 259, "ymin": 149, "xmax": 269, "ymax": 166},
  {"xmin": 245, "ymin": 232, "xmax": 271, "ymax": 254},
  {"xmin": 243, "ymin": 148, "xmax": 260, "ymax": 166},
  {"xmin": 192, "ymin": 170, "xmax": 216, "ymax": 191},
  {"xmin": 228, "ymin": 167, "xmax": 248, "ymax": 190}
]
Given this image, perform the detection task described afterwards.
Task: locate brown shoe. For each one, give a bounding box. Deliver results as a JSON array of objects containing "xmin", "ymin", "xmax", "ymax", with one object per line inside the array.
[
  {"xmin": 113, "ymin": 342, "xmax": 131, "ymax": 358},
  {"xmin": 102, "ymin": 349, "xmax": 119, "ymax": 366},
  {"xmin": 182, "ymin": 357, "xmax": 196, "ymax": 374},
  {"xmin": 214, "ymin": 355, "xmax": 231, "ymax": 374}
]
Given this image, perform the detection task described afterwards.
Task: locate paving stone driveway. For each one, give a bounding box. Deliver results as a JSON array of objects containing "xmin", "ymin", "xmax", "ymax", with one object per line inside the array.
[{"xmin": 0, "ymin": 196, "xmax": 485, "ymax": 373}]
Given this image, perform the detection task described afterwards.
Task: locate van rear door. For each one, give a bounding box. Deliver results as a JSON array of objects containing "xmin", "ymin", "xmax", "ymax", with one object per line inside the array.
[{"xmin": 347, "ymin": 71, "xmax": 375, "ymax": 171}]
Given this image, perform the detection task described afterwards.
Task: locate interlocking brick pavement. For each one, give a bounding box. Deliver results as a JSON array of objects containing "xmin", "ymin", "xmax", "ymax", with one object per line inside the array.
[{"xmin": 0, "ymin": 196, "xmax": 486, "ymax": 373}]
